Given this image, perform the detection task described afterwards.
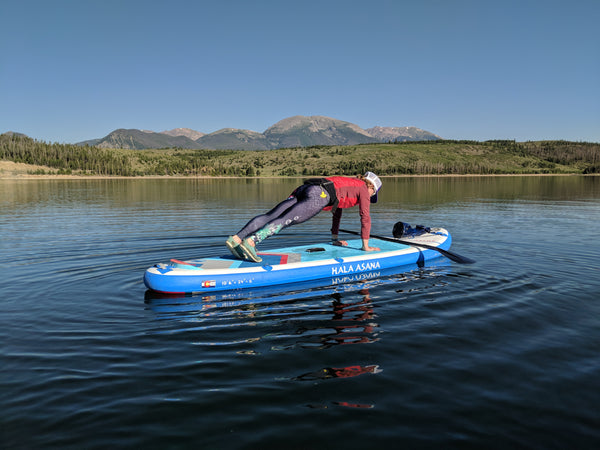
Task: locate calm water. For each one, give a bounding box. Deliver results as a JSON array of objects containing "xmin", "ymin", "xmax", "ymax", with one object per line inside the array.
[{"xmin": 1, "ymin": 176, "xmax": 599, "ymax": 449}]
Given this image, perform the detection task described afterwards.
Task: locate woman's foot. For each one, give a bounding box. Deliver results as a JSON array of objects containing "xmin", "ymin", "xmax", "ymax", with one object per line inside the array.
[
  {"xmin": 225, "ymin": 236, "xmax": 245, "ymax": 260},
  {"xmin": 239, "ymin": 237, "xmax": 262, "ymax": 263}
]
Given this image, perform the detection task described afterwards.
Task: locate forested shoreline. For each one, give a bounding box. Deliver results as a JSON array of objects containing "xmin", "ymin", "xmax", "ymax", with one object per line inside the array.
[{"xmin": 1, "ymin": 133, "xmax": 598, "ymax": 177}]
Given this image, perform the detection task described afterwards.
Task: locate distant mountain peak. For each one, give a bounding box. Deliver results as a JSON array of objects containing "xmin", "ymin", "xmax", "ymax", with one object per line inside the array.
[
  {"xmin": 264, "ymin": 115, "xmax": 378, "ymax": 148},
  {"xmin": 266, "ymin": 115, "xmax": 371, "ymax": 137},
  {"xmin": 161, "ymin": 128, "xmax": 204, "ymax": 141},
  {"xmin": 365, "ymin": 126, "xmax": 441, "ymax": 142}
]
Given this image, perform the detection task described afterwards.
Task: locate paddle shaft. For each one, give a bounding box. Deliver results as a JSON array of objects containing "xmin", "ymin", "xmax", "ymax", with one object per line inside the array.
[{"xmin": 339, "ymin": 229, "xmax": 475, "ymax": 264}]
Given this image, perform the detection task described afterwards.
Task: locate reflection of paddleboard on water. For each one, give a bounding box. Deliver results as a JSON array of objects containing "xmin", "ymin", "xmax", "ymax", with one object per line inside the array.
[{"xmin": 144, "ymin": 224, "xmax": 468, "ymax": 295}]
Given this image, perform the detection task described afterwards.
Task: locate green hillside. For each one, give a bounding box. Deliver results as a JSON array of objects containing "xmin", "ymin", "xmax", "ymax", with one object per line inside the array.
[{"xmin": 1, "ymin": 133, "xmax": 598, "ymax": 177}]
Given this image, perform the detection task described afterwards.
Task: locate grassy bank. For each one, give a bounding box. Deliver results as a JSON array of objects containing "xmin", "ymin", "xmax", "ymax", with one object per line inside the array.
[{"xmin": 1, "ymin": 133, "xmax": 598, "ymax": 177}]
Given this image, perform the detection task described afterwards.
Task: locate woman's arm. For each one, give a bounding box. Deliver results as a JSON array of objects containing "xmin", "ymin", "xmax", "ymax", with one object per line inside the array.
[{"xmin": 358, "ymin": 185, "xmax": 380, "ymax": 251}]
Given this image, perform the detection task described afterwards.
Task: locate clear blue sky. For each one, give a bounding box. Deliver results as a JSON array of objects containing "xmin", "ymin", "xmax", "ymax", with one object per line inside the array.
[{"xmin": 1, "ymin": 0, "xmax": 599, "ymax": 143}]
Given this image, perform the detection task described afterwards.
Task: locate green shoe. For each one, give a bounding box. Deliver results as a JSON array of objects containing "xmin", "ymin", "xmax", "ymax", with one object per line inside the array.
[
  {"xmin": 225, "ymin": 236, "xmax": 245, "ymax": 260},
  {"xmin": 239, "ymin": 238, "xmax": 262, "ymax": 263}
]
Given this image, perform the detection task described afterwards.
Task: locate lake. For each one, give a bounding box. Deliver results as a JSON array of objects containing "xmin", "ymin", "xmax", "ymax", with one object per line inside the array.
[{"xmin": 1, "ymin": 176, "xmax": 599, "ymax": 449}]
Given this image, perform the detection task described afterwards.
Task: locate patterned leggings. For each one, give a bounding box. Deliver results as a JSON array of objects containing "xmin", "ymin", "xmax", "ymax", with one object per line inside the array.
[{"xmin": 236, "ymin": 184, "xmax": 330, "ymax": 244}]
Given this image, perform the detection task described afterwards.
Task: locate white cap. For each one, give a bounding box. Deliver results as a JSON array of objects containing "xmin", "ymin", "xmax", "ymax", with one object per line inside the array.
[{"xmin": 364, "ymin": 171, "xmax": 382, "ymax": 203}]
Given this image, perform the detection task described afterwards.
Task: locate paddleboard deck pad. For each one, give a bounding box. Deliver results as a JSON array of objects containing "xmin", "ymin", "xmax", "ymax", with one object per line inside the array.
[{"xmin": 144, "ymin": 227, "xmax": 451, "ymax": 294}]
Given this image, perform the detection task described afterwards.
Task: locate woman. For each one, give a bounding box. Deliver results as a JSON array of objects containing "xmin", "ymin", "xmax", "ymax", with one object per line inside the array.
[{"xmin": 226, "ymin": 172, "xmax": 382, "ymax": 262}]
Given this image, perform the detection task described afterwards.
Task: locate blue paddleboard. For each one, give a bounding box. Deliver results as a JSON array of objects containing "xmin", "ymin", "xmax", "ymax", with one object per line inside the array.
[{"xmin": 143, "ymin": 228, "xmax": 451, "ymax": 294}]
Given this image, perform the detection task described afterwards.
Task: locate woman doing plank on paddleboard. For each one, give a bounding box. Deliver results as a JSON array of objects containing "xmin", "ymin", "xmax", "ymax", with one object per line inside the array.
[{"xmin": 226, "ymin": 172, "xmax": 382, "ymax": 263}]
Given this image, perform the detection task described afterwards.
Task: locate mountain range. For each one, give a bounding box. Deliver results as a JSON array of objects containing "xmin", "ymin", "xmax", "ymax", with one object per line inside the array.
[{"xmin": 77, "ymin": 115, "xmax": 441, "ymax": 150}]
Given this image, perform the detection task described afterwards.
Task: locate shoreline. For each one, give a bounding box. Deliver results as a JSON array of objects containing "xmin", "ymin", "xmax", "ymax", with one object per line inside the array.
[
  {"xmin": 1, "ymin": 161, "xmax": 595, "ymax": 180},
  {"xmin": 2, "ymin": 173, "xmax": 594, "ymax": 181}
]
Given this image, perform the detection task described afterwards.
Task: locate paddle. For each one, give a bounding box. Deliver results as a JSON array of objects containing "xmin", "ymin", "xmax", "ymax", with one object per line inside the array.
[{"xmin": 339, "ymin": 228, "xmax": 475, "ymax": 265}]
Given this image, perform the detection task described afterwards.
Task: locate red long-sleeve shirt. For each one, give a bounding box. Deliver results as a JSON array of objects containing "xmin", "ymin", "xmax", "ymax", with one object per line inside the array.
[{"xmin": 323, "ymin": 176, "xmax": 372, "ymax": 239}]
